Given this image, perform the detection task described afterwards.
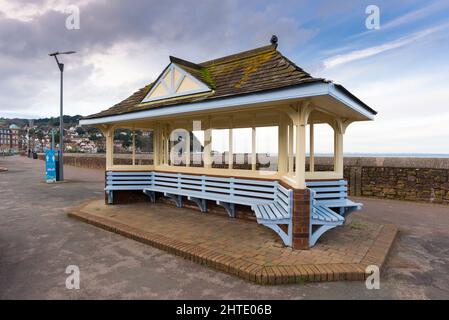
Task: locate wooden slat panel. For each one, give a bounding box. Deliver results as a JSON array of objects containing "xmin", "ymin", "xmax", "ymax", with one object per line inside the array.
[
  {"xmin": 273, "ymin": 202, "xmax": 289, "ymax": 218},
  {"xmin": 107, "ymin": 171, "xmax": 152, "ymax": 176},
  {"xmin": 314, "ymin": 192, "xmax": 346, "ymax": 199},
  {"xmin": 106, "ymin": 185, "xmax": 153, "ymax": 190},
  {"xmin": 306, "ymin": 180, "xmax": 347, "ymax": 187},
  {"xmin": 268, "ymin": 203, "xmax": 284, "ymax": 219},
  {"xmin": 311, "ymin": 186, "xmax": 348, "ymax": 193},
  {"xmin": 232, "ymin": 189, "xmax": 275, "ymax": 199},
  {"xmin": 110, "ymin": 181, "xmax": 152, "ymax": 185}
]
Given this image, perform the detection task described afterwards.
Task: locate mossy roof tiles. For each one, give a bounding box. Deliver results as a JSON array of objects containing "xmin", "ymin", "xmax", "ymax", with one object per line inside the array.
[{"xmin": 84, "ymin": 44, "xmax": 324, "ymax": 119}]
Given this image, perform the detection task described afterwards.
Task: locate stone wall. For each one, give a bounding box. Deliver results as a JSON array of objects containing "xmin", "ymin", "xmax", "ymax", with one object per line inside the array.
[
  {"xmin": 38, "ymin": 153, "xmax": 107, "ymax": 169},
  {"xmin": 314, "ymin": 157, "xmax": 449, "ymax": 205},
  {"xmin": 36, "ymin": 153, "xmax": 449, "ymax": 204}
]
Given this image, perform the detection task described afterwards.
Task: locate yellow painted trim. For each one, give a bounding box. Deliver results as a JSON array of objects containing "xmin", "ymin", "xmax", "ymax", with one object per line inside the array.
[
  {"xmin": 107, "ymin": 165, "xmax": 155, "ymax": 171},
  {"xmin": 305, "ymin": 171, "xmax": 343, "ymax": 180}
]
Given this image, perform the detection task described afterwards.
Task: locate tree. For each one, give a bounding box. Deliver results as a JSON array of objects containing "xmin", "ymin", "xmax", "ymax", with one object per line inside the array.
[{"xmin": 76, "ymin": 127, "xmax": 85, "ymax": 136}]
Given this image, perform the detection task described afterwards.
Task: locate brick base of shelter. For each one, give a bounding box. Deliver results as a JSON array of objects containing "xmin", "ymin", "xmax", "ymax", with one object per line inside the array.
[
  {"xmin": 107, "ymin": 186, "xmax": 314, "ymax": 249},
  {"xmin": 69, "ymin": 199, "xmax": 398, "ymax": 284},
  {"xmin": 292, "ymin": 188, "xmax": 311, "ymax": 249}
]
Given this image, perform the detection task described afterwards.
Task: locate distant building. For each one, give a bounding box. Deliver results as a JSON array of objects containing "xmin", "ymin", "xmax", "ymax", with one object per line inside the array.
[{"xmin": 0, "ymin": 124, "xmax": 23, "ymax": 153}]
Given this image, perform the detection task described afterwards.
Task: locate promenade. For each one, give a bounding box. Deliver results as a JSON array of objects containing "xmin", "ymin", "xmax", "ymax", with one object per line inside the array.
[{"xmin": 0, "ymin": 155, "xmax": 448, "ymax": 299}]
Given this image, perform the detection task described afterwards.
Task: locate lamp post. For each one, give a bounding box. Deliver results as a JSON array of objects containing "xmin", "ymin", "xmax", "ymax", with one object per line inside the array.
[{"xmin": 49, "ymin": 51, "xmax": 76, "ymax": 181}]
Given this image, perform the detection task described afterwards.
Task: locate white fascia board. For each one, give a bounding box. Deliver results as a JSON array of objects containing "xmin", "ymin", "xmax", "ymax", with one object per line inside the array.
[
  {"xmin": 328, "ymin": 84, "xmax": 375, "ymax": 120},
  {"xmin": 79, "ymin": 82, "xmax": 374, "ymax": 126}
]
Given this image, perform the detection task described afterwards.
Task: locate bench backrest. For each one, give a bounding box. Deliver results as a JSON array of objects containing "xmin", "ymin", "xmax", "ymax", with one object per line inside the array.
[
  {"xmin": 305, "ymin": 180, "xmax": 348, "ymax": 202},
  {"xmin": 274, "ymin": 183, "xmax": 294, "ymax": 217},
  {"xmin": 106, "ymin": 171, "xmax": 293, "ymax": 215},
  {"xmin": 106, "ymin": 171, "xmax": 153, "ymax": 189},
  {"xmin": 152, "ymin": 172, "xmax": 277, "ymax": 202}
]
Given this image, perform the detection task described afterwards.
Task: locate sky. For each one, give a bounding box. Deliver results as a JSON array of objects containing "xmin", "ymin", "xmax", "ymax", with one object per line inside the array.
[{"xmin": 1, "ymin": 0, "xmax": 449, "ymax": 154}]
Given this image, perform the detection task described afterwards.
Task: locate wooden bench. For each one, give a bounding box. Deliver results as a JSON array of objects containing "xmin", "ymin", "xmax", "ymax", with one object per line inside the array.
[
  {"xmin": 306, "ymin": 180, "xmax": 363, "ymax": 246},
  {"xmin": 105, "ymin": 171, "xmax": 154, "ymax": 204},
  {"xmin": 309, "ymin": 190, "xmax": 345, "ymax": 246},
  {"xmin": 145, "ymin": 172, "xmax": 293, "ymax": 246},
  {"xmin": 306, "ymin": 180, "xmax": 362, "ymax": 217},
  {"xmin": 105, "ymin": 172, "xmax": 361, "ymax": 247},
  {"xmin": 252, "ymin": 184, "xmax": 293, "ymax": 246},
  {"xmin": 105, "ymin": 171, "xmax": 293, "ymax": 246}
]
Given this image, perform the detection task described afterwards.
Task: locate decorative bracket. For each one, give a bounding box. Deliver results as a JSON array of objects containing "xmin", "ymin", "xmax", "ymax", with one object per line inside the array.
[
  {"xmin": 188, "ymin": 196, "xmax": 207, "ymax": 213},
  {"xmin": 165, "ymin": 193, "xmax": 183, "ymax": 208},
  {"xmin": 217, "ymin": 201, "xmax": 235, "ymax": 218}
]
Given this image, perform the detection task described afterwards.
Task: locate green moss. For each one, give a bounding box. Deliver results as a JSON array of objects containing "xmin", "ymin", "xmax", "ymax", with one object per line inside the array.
[
  {"xmin": 234, "ymin": 52, "xmax": 273, "ymax": 88},
  {"xmin": 200, "ymin": 68, "xmax": 216, "ymax": 89},
  {"xmin": 348, "ymin": 220, "xmax": 370, "ymax": 230}
]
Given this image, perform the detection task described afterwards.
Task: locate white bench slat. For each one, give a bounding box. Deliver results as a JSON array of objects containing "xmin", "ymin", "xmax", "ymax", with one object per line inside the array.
[
  {"xmin": 312, "ymin": 205, "xmax": 344, "ymax": 223},
  {"xmin": 106, "ymin": 172, "xmax": 153, "ymax": 176},
  {"xmin": 108, "ymin": 181, "xmax": 152, "ymax": 185},
  {"xmin": 311, "ymin": 186, "xmax": 348, "ymax": 193},
  {"xmin": 268, "ymin": 203, "xmax": 285, "ymax": 220},
  {"xmin": 312, "ymin": 206, "xmax": 333, "ymax": 222},
  {"xmin": 106, "ymin": 185, "xmax": 153, "ymax": 190},
  {"xmin": 318, "ymin": 199, "xmax": 362, "ymax": 208},
  {"xmin": 314, "ymin": 192, "xmax": 347, "ymax": 199},
  {"xmin": 107, "ymin": 176, "xmax": 152, "ymax": 181},
  {"xmin": 306, "ymin": 180, "xmax": 347, "ymax": 187},
  {"xmin": 274, "ymin": 202, "xmax": 288, "ymax": 217}
]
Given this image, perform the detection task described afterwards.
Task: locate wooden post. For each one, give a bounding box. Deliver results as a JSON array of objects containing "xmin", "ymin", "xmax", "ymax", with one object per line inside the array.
[
  {"xmin": 153, "ymin": 123, "xmax": 159, "ymax": 166},
  {"xmin": 163, "ymin": 124, "xmax": 170, "ymax": 165},
  {"xmin": 251, "ymin": 126, "xmax": 256, "ymax": 171},
  {"xmin": 185, "ymin": 128, "xmax": 191, "ymax": 167},
  {"xmin": 295, "ymin": 123, "xmax": 306, "ymax": 189},
  {"xmin": 288, "ymin": 122, "xmax": 293, "ymax": 174},
  {"xmin": 161, "ymin": 125, "xmax": 165, "ymax": 165},
  {"xmin": 204, "ymin": 117, "xmax": 212, "ymax": 169},
  {"xmin": 309, "ymin": 122, "xmax": 314, "ymax": 172},
  {"xmin": 105, "ymin": 126, "xmax": 113, "ymax": 169},
  {"xmin": 228, "ymin": 117, "xmax": 233, "ymax": 170},
  {"xmin": 278, "ymin": 114, "xmax": 287, "ymax": 174},
  {"xmin": 169, "ymin": 124, "xmax": 174, "ymax": 166},
  {"xmin": 334, "ymin": 130, "xmax": 344, "ymax": 177},
  {"xmin": 132, "ymin": 128, "xmax": 136, "ymax": 165}
]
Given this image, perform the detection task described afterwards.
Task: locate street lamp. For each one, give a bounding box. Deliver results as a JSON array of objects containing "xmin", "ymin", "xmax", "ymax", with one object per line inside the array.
[{"xmin": 49, "ymin": 51, "xmax": 76, "ymax": 181}]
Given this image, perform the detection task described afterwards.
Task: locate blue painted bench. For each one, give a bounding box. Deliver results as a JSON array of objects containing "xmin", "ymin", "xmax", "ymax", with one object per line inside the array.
[
  {"xmin": 306, "ymin": 180, "xmax": 362, "ymax": 217},
  {"xmin": 104, "ymin": 172, "xmax": 359, "ymax": 247},
  {"xmin": 144, "ymin": 172, "xmax": 294, "ymax": 247},
  {"xmin": 105, "ymin": 171, "xmax": 154, "ymax": 204},
  {"xmin": 306, "ymin": 180, "xmax": 363, "ymax": 246},
  {"xmin": 105, "ymin": 171, "xmax": 293, "ymax": 246}
]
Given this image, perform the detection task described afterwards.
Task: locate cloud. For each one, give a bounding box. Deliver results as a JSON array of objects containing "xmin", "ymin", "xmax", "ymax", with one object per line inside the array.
[
  {"xmin": 0, "ymin": 0, "xmax": 316, "ymax": 118},
  {"xmin": 322, "ymin": 24, "xmax": 446, "ymax": 69},
  {"xmin": 381, "ymin": 1, "xmax": 449, "ymax": 31}
]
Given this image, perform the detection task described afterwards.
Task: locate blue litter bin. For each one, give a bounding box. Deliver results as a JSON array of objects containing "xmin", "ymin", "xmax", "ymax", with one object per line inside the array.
[{"xmin": 45, "ymin": 150, "xmax": 57, "ymax": 183}]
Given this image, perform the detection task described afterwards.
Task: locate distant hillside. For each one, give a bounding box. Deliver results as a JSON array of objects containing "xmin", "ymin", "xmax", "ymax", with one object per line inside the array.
[{"xmin": 0, "ymin": 115, "xmax": 83, "ymax": 128}]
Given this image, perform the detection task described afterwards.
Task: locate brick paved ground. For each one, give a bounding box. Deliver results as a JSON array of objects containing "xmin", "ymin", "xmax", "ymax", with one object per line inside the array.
[
  {"xmin": 69, "ymin": 199, "xmax": 397, "ymax": 284},
  {"xmin": 1, "ymin": 155, "xmax": 448, "ymax": 298}
]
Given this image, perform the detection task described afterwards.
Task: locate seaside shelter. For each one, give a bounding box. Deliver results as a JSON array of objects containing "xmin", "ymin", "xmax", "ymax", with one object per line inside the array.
[{"xmin": 79, "ymin": 39, "xmax": 377, "ymax": 249}]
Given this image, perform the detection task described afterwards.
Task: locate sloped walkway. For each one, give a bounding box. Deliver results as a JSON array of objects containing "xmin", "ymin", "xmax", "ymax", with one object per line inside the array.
[{"xmin": 69, "ymin": 199, "xmax": 397, "ymax": 284}]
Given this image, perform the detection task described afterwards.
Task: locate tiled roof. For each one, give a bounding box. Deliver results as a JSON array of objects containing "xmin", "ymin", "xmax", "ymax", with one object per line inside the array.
[{"xmin": 84, "ymin": 44, "xmax": 325, "ymax": 119}]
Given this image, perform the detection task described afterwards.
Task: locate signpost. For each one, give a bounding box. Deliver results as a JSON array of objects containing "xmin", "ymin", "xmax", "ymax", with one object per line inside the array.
[{"xmin": 45, "ymin": 149, "xmax": 57, "ymax": 183}]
